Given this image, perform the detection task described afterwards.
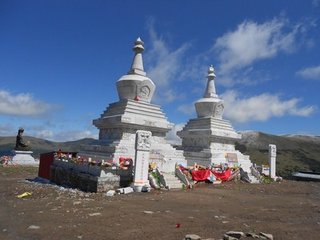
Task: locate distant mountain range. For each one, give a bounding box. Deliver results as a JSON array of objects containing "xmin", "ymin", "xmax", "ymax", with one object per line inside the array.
[
  {"xmin": 1, "ymin": 131, "xmax": 319, "ymax": 178},
  {"xmin": 0, "ymin": 136, "xmax": 94, "ymax": 157},
  {"xmin": 237, "ymin": 131, "xmax": 320, "ymax": 178}
]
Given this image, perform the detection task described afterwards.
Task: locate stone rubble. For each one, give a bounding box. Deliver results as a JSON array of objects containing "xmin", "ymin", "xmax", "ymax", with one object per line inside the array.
[
  {"xmin": 225, "ymin": 231, "xmax": 245, "ymax": 239},
  {"xmin": 183, "ymin": 231, "xmax": 274, "ymax": 240},
  {"xmin": 143, "ymin": 210, "xmax": 154, "ymax": 214},
  {"xmin": 27, "ymin": 225, "xmax": 40, "ymax": 230},
  {"xmin": 88, "ymin": 212, "xmax": 102, "ymax": 217},
  {"xmin": 259, "ymin": 232, "xmax": 273, "ymax": 240}
]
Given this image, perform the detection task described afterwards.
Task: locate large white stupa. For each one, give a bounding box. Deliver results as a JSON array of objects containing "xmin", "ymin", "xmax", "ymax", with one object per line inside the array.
[{"xmin": 86, "ymin": 38, "xmax": 186, "ymax": 172}]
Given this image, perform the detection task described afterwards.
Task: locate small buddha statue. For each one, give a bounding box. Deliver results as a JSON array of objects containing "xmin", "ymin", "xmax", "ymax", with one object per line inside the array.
[{"xmin": 15, "ymin": 128, "xmax": 31, "ymax": 151}]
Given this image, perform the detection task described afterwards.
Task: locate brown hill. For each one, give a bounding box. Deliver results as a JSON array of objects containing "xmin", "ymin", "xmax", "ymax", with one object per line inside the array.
[{"xmin": 0, "ymin": 136, "xmax": 95, "ymax": 157}]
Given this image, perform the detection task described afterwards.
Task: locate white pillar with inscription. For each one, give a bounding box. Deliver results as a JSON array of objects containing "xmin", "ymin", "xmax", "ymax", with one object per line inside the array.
[
  {"xmin": 268, "ymin": 144, "xmax": 277, "ymax": 179},
  {"xmin": 132, "ymin": 130, "xmax": 152, "ymax": 192}
]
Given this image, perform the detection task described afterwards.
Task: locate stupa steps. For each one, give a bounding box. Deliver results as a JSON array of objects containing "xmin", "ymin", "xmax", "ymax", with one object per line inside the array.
[
  {"xmin": 101, "ymin": 109, "xmax": 166, "ymax": 120},
  {"xmin": 182, "ymin": 127, "xmax": 236, "ymax": 133},
  {"xmin": 160, "ymin": 172, "xmax": 184, "ymax": 189},
  {"xmin": 166, "ymin": 182, "xmax": 184, "ymax": 189},
  {"xmin": 183, "ymin": 119, "xmax": 236, "ymax": 131},
  {"xmin": 101, "ymin": 102, "xmax": 168, "ymax": 120},
  {"xmin": 102, "ymin": 105, "xmax": 166, "ymax": 117}
]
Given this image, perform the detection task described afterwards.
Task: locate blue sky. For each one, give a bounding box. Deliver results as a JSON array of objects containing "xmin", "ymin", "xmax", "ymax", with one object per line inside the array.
[{"xmin": 1, "ymin": 0, "xmax": 320, "ymax": 141}]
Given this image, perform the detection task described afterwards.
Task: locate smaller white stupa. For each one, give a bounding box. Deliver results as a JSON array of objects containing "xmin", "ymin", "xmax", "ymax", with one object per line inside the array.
[{"xmin": 178, "ymin": 66, "xmax": 254, "ymax": 175}]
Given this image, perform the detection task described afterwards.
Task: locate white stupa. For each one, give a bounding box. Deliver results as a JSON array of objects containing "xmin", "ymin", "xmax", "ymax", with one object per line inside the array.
[
  {"xmin": 177, "ymin": 66, "xmax": 255, "ymax": 174},
  {"xmin": 86, "ymin": 38, "xmax": 186, "ymax": 172}
]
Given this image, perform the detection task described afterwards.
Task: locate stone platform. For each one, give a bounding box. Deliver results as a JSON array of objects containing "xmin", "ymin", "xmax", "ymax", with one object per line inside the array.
[
  {"xmin": 50, "ymin": 160, "xmax": 133, "ymax": 192},
  {"xmin": 12, "ymin": 150, "xmax": 38, "ymax": 166}
]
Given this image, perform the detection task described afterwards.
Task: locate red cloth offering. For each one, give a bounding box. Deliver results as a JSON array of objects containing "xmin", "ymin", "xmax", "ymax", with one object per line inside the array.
[
  {"xmin": 212, "ymin": 168, "xmax": 232, "ymax": 182},
  {"xmin": 191, "ymin": 169, "xmax": 212, "ymax": 181}
]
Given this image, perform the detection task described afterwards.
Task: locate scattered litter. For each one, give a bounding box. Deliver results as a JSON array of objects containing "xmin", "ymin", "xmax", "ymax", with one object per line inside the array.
[
  {"xmin": 31, "ymin": 177, "xmax": 51, "ymax": 184},
  {"xmin": 73, "ymin": 201, "xmax": 81, "ymax": 205},
  {"xmin": 222, "ymin": 221, "xmax": 229, "ymax": 224},
  {"xmin": 2, "ymin": 229, "xmax": 7, "ymax": 232},
  {"xmin": 175, "ymin": 223, "xmax": 181, "ymax": 228},
  {"xmin": 0, "ymin": 155, "xmax": 14, "ymax": 166},
  {"xmin": 143, "ymin": 210, "xmax": 154, "ymax": 214},
  {"xmin": 17, "ymin": 192, "xmax": 32, "ymax": 198},
  {"xmin": 142, "ymin": 185, "xmax": 151, "ymax": 192},
  {"xmin": 88, "ymin": 212, "xmax": 101, "ymax": 217},
  {"xmin": 105, "ymin": 190, "xmax": 116, "ymax": 197},
  {"xmin": 116, "ymin": 187, "xmax": 134, "ymax": 194},
  {"xmin": 27, "ymin": 225, "xmax": 40, "ymax": 230}
]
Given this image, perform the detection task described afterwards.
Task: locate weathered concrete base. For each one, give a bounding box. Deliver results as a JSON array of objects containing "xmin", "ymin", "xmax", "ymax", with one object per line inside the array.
[
  {"xmin": 12, "ymin": 150, "xmax": 38, "ymax": 166},
  {"xmin": 50, "ymin": 160, "xmax": 133, "ymax": 192}
]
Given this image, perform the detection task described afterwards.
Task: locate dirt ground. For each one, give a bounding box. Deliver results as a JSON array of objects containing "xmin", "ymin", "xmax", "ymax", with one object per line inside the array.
[{"xmin": 0, "ymin": 167, "xmax": 319, "ymax": 240}]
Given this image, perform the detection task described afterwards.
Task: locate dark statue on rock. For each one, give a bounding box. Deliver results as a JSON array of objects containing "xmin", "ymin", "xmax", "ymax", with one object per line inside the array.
[{"xmin": 15, "ymin": 128, "xmax": 31, "ymax": 151}]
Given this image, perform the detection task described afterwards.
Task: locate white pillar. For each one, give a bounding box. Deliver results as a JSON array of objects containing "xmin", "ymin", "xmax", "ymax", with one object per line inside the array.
[
  {"xmin": 132, "ymin": 130, "xmax": 152, "ymax": 192},
  {"xmin": 268, "ymin": 144, "xmax": 277, "ymax": 179}
]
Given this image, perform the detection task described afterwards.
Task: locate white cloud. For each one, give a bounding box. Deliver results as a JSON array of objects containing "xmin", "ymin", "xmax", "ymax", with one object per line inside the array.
[
  {"xmin": 145, "ymin": 21, "xmax": 190, "ymax": 104},
  {"xmin": 0, "ymin": 90, "xmax": 53, "ymax": 117},
  {"xmin": 53, "ymin": 130, "xmax": 98, "ymax": 141},
  {"xmin": 210, "ymin": 18, "xmax": 309, "ymax": 87},
  {"xmin": 221, "ymin": 90, "xmax": 316, "ymax": 123},
  {"xmin": 0, "ymin": 123, "xmax": 98, "ymax": 141},
  {"xmin": 0, "ymin": 123, "xmax": 14, "ymax": 136},
  {"xmin": 33, "ymin": 130, "xmax": 98, "ymax": 141},
  {"xmin": 296, "ymin": 65, "xmax": 320, "ymax": 80},
  {"xmin": 177, "ymin": 103, "xmax": 195, "ymax": 116},
  {"xmin": 166, "ymin": 123, "xmax": 185, "ymax": 145},
  {"xmin": 313, "ymin": 0, "xmax": 320, "ymax": 7},
  {"xmin": 214, "ymin": 18, "xmax": 297, "ymax": 74},
  {"xmin": 34, "ymin": 130, "xmax": 55, "ymax": 140}
]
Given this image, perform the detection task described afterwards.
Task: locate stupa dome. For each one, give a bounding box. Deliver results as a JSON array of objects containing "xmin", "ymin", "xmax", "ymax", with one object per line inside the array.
[
  {"xmin": 116, "ymin": 38, "xmax": 155, "ymax": 103},
  {"xmin": 195, "ymin": 65, "xmax": 224, "ymax": 118}
]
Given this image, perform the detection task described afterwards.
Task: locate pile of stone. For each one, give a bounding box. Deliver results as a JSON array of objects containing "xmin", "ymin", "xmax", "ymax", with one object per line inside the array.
[{"xmin": 183, "ymin": 231, "xmax": 273, "ymax": 240}]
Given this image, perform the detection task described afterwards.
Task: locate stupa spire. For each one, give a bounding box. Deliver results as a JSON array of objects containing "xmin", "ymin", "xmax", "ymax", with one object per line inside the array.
[
  {"xmin": 195, "ymin": 65, "xmax": 224, "ymax": 118},
  {"xmin": 203, "ymin": 65, "xmax": 217, "ymax": 98},
  {"xmin": 128, "ymin": 37, "xmax": 146, "ymax": 76}
]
